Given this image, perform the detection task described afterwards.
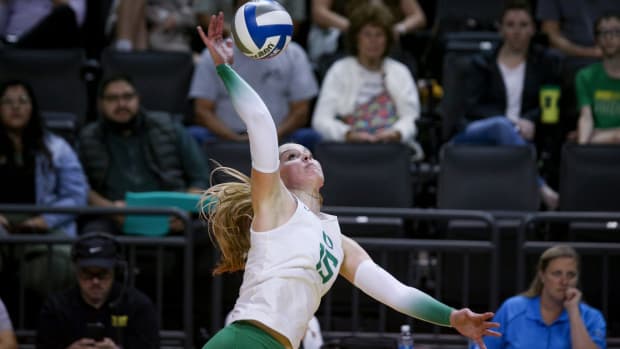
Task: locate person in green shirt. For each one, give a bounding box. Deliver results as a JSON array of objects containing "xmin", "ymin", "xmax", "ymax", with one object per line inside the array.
[{"xmin": 576, "ymin": 14, "xmax": 620, "ymax": 144}]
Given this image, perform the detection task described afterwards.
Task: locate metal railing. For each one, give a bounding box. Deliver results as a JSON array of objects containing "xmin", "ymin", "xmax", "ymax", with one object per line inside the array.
[
  {"xmin": 207, "ymin": 207, "xmax": 500, "ymax": 346},
  {"xmin": 0, "ymin": 205, "xmax": 194, "ymax": 349},
  {"xmin": 5, "ymin": 206, "xmax": 620, "ymax": 348},
  {"xmin": 318, "ymin": 207, "xmax": 500, "ymax": 346}
]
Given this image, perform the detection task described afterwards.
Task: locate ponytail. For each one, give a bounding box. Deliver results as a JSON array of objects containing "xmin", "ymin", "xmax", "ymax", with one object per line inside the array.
[{"xmin": 200, "ymin": 167, "xmax": 254, "ymax": 275}]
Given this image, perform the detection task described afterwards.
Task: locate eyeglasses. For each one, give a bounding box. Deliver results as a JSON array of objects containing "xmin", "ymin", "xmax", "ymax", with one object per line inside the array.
[
  {"xmin": 0, "ymin": 95, "xmax": 31, "ymax": 107},
  {"xmin": 102, "ymin": 92, "xmax": 137, "ymax": 103},
  {"xmin": 596, "ymin": 28, "xmax": 620, "ymax": 39},
  {"xmin": 78, "ymin": 269, "xmax": 113, "ymax": 281}
]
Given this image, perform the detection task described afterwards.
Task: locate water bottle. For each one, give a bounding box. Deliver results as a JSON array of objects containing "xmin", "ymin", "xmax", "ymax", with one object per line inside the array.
[{"xmin": 397, "ymin": 324, "xmax": 414, "ymax": 349}]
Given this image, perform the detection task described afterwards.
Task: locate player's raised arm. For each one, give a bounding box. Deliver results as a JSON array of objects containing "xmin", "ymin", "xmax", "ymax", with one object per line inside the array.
[{"xmin": 197, "ymin": 14, "xmax": 294, "ymax": 231}]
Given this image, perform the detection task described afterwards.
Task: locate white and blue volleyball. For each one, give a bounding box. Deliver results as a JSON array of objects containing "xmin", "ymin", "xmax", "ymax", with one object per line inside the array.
[{"xmin": 232, "ymin": 0, "xmax": 293, "ymax": 59}]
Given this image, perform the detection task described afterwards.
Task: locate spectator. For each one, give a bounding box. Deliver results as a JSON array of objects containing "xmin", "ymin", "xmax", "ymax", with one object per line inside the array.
[
  {"xmin": 311, "ymin": 3, "xmax": 420, "ymax": 154},
  {"xmin": 78, "ymin": 74, "xmax": 210, "ymax": 235},
  {"xmin": 108, "ymin": 0, "xmax": 195, "ymax": 52},
  {"xmin": 146, "ymin": 0, "xmax": 195, "ymax": 52},
  {"xmin": 471, "ymin": 245, "xmax": 606, "ymax": 349},
  {"xmin": 537, "ymin": 0, "xmax": 620, "ymax": 71},
  {"xmin": 450, "ymin": 0, "xmax": 560, "ymax": 210},
  {"xmin": 576, "ymin": 14, "xmax": 620, "ymax": 144},
  {"xmin": 0, "ymin": 79, "xmax": 88, "ymax": 296},
  {"xmin": 308, "ymin": 0, "xmax": 426, "ymax": 64},
  {"xmin": 0, "ymin": 298, "xmax": 17, "ymax": 349},
  {"xmin": 37, "ymin": 233, "xmax": 159, "ymax": 349},
  {"xmin": 188, "ymin": 1, "xmax": 320, "ymax": 150},
  {"xmin": 537, "ymin": 0, "xmax": 620, "ymax": 138},
  {"xmin": 0, "ymin": 0, "xmax": 86, "ymax": 49},
  {"xmin": 106, "ymin": 0, "xmax": 147, "ymax": 51}
]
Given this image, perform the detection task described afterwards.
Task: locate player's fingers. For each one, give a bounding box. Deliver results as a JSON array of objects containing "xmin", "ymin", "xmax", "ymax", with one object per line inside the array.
[
  {"xmin": 480, "ymin": 312, "xmax": 494, "ymax": 319},
  {"xmin": 484, "ymin": 321, "xmax": 500, "ymax": 329},
  {"xmin": 216, "ymin": 12, "xmax": 224, "ymax": 36},
  {"xmin": 197, "ymin": 26, "xmax": 208, "ymax": 45},
  {"xmin": 484, "ymin": 329, "xmax": 502, "ymax": 337},
  {"xmin": 208, "ymin": 14, "xmax": 216, "ymax": 36},
  {"xmin": 472, "ymin": 311, "xmax": 494, "ymax": 321}
]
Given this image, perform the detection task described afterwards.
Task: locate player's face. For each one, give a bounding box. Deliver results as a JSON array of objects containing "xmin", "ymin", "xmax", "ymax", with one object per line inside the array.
[
  {"xmin": 539, "ymin": 257, "xmax": 578, "ymax": 303},
  {"xmin": 78, "ymin": 267, "xmax": 115, "ymax": 306},
  {"xmin": 99, "ymin": 80, "xmax": 140, "ymax": 124},
  {"xmin": 0, "ymin": 85, "xmax": 32, "ymax": 131},
  {"xmin": 596, "ymin": 18, "xmax": 620, "ymax": 58},
  {"xmin": 357, "ymin": 24, "xmax": 388, "ymax": 62},
  {"xmin": 500, "ymin": 9, "xmax": 535, "ymax": 52},
  {"xmin": 279, "ymin": 143, "xmax": 324, "ymax": 190}
]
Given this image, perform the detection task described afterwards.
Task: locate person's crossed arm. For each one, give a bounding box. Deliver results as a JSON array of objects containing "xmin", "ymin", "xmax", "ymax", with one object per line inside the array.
[{"xmin": 541, "ymin": 20, "xmax": 602, "ymax": 59}]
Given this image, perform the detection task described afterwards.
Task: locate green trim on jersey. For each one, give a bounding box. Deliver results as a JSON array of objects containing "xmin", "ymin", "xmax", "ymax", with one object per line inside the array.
[{"xmin": 409, "ymin": 293, "xmax": 454, "ymax": 327}]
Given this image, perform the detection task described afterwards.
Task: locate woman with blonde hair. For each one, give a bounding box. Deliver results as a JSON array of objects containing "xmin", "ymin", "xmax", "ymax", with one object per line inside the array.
[
  {"xmin": 198, "ymin": 13, "xmax": 500, "ymax": 349},
  {"xmin": 472, "ymin": 245, "xmax": 606, "ymax": 349}
]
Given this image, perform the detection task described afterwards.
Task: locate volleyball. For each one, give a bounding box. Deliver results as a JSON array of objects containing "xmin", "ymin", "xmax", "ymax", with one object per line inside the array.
[{"xmin": 231, "ymin": 0, "xmax": 293, "ymax": 60}]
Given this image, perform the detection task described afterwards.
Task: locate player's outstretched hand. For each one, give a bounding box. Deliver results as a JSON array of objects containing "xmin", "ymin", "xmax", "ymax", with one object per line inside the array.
[
  {"xmin": 197, "ymin": 12, "xmax": 233, "ymax": 66},
  {"xmin": 450, "ymin": 308, "xmax": 501, "ymax": 349}
]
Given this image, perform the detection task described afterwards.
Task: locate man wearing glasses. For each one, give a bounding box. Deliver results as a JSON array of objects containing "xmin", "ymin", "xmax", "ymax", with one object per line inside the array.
[
  {"xmin": 36, "ymin": 233, "xmax": 159, "ymax": 349},
  {"xmin": 77, "ymin": 74, "xmax": 210, "ymax": 235},
  {"xmin": 576, "ymin": 14, "xmax": 620, "ymax": 144}
]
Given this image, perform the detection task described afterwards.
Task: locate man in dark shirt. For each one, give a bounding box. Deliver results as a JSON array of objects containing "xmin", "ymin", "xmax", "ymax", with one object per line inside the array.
[
  {"xmin": 36, "ymin": 233, "xmax": 159, "ymax": 349},
  {"xmin": 78, "ymin": 74, "xmax": 210, "ymax": 235}
]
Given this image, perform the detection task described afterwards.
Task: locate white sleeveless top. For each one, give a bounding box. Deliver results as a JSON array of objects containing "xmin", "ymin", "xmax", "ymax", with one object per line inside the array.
[{"xmin": 228, "ymin": 197, "xmax": 344, "ymax": 348}]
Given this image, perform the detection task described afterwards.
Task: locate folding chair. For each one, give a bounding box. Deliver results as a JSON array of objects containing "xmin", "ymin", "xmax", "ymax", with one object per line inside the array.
[
  {"xmin": 438, "ymin": 144, "xmax": 540, "ymax": 211},
  {"xmin": 204, "ymin": 141, "xmax": 252, "ymax": 185},
  {"xmin": 559, "ymin": 143, "xmax": 620, "ymax": 211},
  {"xmin": 437, "ymin": 144, "xmax": 539, "ymax": 305},
  {"xmin": 559, "ymin": 143, "xmax": 620, "ymax": 241},
  {"xmin": 314, "ymin": 142, "xmax": 414, "ymax": 237}
]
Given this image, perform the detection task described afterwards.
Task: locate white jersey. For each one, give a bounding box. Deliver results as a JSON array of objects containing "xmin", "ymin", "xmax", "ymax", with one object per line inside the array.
[{"xmin": 228, "ymin": 197, "xmax": 344, "ymax": 348}]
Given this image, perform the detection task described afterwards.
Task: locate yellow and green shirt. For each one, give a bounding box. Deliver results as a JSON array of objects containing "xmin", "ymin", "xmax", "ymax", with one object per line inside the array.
[{"xmin": 576, "ymin": 62, "xmax": 620, "ymax": 128}]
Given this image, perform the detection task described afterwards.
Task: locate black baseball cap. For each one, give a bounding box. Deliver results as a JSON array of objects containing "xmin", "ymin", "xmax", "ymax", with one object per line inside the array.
[{"xmin": 72, "ymin": 234, "xmax": 118, "ymax": 269}]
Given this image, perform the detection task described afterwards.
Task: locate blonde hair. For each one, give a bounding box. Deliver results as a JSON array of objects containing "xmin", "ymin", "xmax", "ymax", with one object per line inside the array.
[
  {"xmin": 200, "ymin": 166, "xmax": 253, "ymax": 275},
  {"xmin": 522, "ymin": 245, "xmax": 580, "ymax": 297},
  {"xmin": 200, "ymin": 143, "xmax": 323, "ymax": 275}
]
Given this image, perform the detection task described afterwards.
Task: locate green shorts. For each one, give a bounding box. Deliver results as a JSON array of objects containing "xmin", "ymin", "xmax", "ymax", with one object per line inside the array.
[{"xmin": 202, "ymin": 321, "xmax": 286, "ymax": 349}]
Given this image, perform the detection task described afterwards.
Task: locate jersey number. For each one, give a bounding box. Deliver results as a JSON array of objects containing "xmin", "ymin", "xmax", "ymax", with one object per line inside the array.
[{"xmin": 316, "ymin": 231, "xmax": 338, "ymax": 284}]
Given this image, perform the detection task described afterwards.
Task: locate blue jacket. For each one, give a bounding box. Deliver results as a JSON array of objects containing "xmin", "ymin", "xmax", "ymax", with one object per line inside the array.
[
  {"xmin": 36, "ymin": 133, "xmax": 88, "ymax": 237},
  {"xmin": 472, "ymin": 295, "xmax": 606, "ymax": 349}
]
